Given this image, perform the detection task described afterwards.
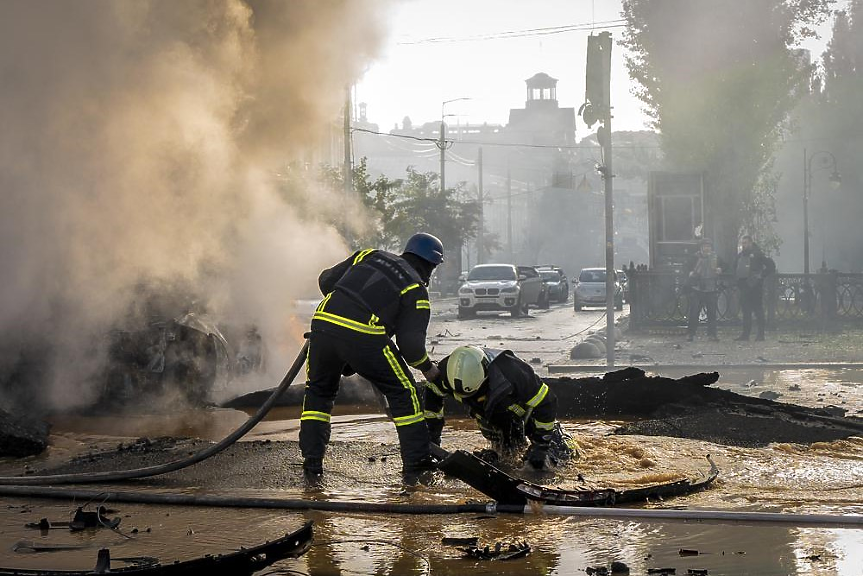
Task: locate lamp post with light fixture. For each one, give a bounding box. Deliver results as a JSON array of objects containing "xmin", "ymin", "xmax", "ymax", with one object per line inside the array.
[{"xmin": 803, "ymin": 149, "xmax": 841, "ymax": 275}]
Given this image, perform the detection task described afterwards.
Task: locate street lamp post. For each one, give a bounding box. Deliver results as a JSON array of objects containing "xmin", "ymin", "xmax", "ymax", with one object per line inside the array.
[{"xmin": 803, "ymin": 149, "xmax": 841, "ymax": 275}]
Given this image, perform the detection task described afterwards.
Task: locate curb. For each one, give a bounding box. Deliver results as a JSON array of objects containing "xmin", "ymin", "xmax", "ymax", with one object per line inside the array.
[{"xmin": 546, "ymin": 362, "xmax": 863, "ymax": 374}]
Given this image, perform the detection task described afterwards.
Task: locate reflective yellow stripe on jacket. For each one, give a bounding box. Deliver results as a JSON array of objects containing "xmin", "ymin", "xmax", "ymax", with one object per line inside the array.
[
  {"xmin": 353, "ymin": 249, "xmax": 375, "ymax": 264},
  {"xmin": 313, "ymin": 292, "xmax": 387, "ymax": 335},
  {"xmin": 312, "ymin": 311, "xmax": 387, "ymax": 335},
  {"xmin": 533, "ymin": 419, "xmax": 555, "ymax": 431},
  {"xmin": 508, "ymin": 404, "xmax": 527, "ymax": 417},
  {"xmin": 526, "ymin": 383, "xmax": 549, "ymax": 408},
  {"xmin": 407, "ymin": 352, "xmax": 428, "ymax": 368}
]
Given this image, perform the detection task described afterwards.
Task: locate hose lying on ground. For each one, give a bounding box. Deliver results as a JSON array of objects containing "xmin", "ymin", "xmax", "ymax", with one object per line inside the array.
[
  {"xmin": 0, "ymin": 341, "xmax": 310, "ymax": 486},
  {"xmin": 1, "ymin": 485, "xmax": 861, "ymax": 526}
]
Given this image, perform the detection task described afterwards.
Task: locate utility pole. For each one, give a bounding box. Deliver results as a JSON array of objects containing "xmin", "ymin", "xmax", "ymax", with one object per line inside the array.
[
  {"xmin": 439, "ymin": 119, "xmax": 446, "ymax": 195},
  {"xmin": 583, "ymin": 31, "xmax": 615, "ymax": 367},
  {"xmin": 343, "ymin": 86, "xmax": 352, "ymax": 197},
  {"xmin": 803, "ymin": 148, "xmax": 810, "ymax": 276},
  {"xmin": 601, "ymin": 103, "xmax": 615, "ymax": 368},
  {"xmin": 507, "ymin": 165, "xmax": 513, "ymax": 262},
  {"xmin": 477, "ymin": 147, "xmax": 484, "ymax": 265}
]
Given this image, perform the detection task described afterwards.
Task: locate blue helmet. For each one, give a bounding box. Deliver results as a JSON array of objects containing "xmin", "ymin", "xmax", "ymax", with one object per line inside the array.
[{"xmin": 403, "ymin": 233, "xmax": 444, "ymax": 265}]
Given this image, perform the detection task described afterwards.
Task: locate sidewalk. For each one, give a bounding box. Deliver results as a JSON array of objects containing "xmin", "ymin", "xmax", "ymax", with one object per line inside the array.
[{"xmin": 549, "ymin": 318, "xmax": 863, "ymax": 371}]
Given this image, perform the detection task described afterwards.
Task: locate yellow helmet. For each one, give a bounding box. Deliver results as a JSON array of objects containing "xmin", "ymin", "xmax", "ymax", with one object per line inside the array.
[{"xmin": 447, "ymin": 346, "xmax": 488, "ymax": 397}]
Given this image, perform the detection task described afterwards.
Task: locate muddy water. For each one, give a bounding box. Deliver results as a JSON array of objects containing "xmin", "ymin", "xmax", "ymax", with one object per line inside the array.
[{"xmin": 1, "ymin": 370, "xmax": 862, "ymax": 575}]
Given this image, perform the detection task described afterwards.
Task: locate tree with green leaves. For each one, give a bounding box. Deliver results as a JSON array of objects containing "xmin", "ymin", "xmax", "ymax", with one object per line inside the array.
[
  {"xmin": 319, "ymin": 160, "xmax": 480, "ymax": 273},
  {"xmin": 621, "ymin": 0, "xmax": 831, "ymax": 261},
  {"xmin": 386, "ymin": 167, "xmax": 479, "ymax": 258},
  {"xmin": 807, "ymin": 1, "xmax": 863, "ymax": 270}
]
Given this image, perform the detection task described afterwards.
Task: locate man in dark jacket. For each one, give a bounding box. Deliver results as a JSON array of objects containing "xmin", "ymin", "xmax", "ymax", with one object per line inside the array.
[
  {"xmin": 687, "ymin": 238, "xmax": 722, "ymax": 342},
  {"xmin": 734, "ymin": 235, "xmax": 766, "ymax": 341},
  {"xmin": 424, "ymin": 345, "xmax": 575, "ymax": 470},
  {"xmin": 301, "ymin": 233, "xmax": 443, "ymax": 484}
]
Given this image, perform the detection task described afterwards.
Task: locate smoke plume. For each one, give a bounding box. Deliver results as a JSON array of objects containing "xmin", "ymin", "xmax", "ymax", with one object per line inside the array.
[{"xmin": 0, "ymin": 0, "xmax": 386, "ymax": 410}]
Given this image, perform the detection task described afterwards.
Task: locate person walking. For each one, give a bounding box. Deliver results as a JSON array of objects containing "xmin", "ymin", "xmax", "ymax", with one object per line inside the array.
[
  {"xmin": 424, "ymin": 345, "xmax": 575, "ymax": 470},
  {"xmin": 300, "ymin": 233, "xmax": 443, "ymax": 485},
  {"xmin": 734, "ymin": 235, "xmax": 766, "ymax": 341},
  {"xmin": 687, "ymin": 238, "xmax": 722, "ymax": 342}
]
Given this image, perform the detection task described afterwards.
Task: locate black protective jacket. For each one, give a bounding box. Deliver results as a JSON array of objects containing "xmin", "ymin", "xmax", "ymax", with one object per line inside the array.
[
  {"xmin": 424, "ymin": 348, "xmax": 557, "ymax": 449},
  {"xmin": 734, "ymin": 243, "xmax": 766, "ymax": 289},
  {"xmin": 312, "ymin": 249, "xmax": 433, "ymax": 372}
]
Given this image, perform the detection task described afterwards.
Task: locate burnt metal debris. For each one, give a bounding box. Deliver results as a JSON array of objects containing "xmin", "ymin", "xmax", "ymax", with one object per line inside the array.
[
  {"xmin": 441, "ymin": 536, "xmax": 479, "ymax": 547},
  {"xmin": 25, "ymin": 505, "xmax": 120, "ymax": 532},
  {"xmin": 0, "ymin": 520, "xmax": 313, "ymax": 576},
  {"xmin": 460, "ymin": 540, "xmax": 531, "ymax": 561},
  {"xmin": 431, "ymin": 444, "xmax": 719, "ymax": 506}
]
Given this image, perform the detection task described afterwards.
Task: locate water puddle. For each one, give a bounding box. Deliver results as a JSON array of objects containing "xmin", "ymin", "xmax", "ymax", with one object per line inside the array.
[{"xmin": 2, "ymin": 367, "xmax": 862, "ymax": 575}]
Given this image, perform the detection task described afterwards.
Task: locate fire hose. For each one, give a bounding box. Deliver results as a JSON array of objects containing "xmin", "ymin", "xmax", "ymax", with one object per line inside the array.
[
  {"xmin": 0, "ymin": 485, "xmax": 861, "ymax": 526},
  {"xmin": 0, "ymin": 340, "xmax": 310, "ymax": 486},
  {"xmin": 2, "ymin": 338, "xmax": 862, "ymax": 526}
]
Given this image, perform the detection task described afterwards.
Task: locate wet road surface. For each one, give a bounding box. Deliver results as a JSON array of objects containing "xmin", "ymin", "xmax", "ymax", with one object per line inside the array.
[{"xmin": 1, "ymin": 298, "xmax": 862, "ymax": 575}]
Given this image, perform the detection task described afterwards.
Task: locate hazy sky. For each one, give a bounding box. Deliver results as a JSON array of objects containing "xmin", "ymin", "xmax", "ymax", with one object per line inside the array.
[{"xmin": 356, "ymin": 0, "xmax": 844, "ymax": 136}]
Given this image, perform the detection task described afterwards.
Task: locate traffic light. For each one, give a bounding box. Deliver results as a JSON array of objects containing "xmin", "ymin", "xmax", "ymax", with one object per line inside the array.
[{"xmin": 583, "ymin": 32, "xmax": 612, "ymax": 124}]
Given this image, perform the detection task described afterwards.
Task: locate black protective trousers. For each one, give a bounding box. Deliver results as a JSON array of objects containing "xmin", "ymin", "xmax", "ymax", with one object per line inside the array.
[
  {"xmin": 738, "ymin": 281, "xmax": 765, "ymax": 338},
  {"xmin": 299, "ymin": 330, "xmax": 429, "ymax": 471}
]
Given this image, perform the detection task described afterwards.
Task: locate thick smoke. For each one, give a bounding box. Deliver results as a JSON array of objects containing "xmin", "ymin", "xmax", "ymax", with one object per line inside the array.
[{"xmin": 0, "ymin": 0, "xmax": 386, "ymax": 411}]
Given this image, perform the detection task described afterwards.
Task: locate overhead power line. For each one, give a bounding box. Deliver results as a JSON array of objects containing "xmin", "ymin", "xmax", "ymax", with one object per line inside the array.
[
  {"xmin": 351, "ymin": 127, "xmax": 660, "ymax": 151},
  {"xmin": 397, "ymin": 19, "xmax": 627, "ymax": 45}
]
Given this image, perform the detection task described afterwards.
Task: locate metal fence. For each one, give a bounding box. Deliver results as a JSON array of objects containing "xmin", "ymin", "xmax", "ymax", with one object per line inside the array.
[{"xmin": 627, "ymin": 269, "xmax": 863, "ymax": 329}]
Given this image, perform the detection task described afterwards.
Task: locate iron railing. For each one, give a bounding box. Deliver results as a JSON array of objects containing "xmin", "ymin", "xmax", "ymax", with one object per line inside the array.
[{"xmin": 627, "ymin": 269, "xmax": 863, "ymax": 329}]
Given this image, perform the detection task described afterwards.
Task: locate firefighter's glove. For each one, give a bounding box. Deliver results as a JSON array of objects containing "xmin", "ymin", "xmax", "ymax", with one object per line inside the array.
[
  {"xmin": 473, "ymin": 448, "xmax": 500, "ymax": 465},
  {"xmin": 422, "ymin": 363, "xmax": 442, "ymax": 384},
  {"xmin": 479, "ymin": 425, "xmax": 503, "ymax": 446},
  {"xmin": 526, "ymin": 443, "xmax": 550, "ymax": 470}
]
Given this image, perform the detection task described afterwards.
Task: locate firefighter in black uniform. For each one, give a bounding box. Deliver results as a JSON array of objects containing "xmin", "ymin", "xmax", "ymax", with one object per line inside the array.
[
  {"xmin": 424, "ymin": 345, "xmax": 574, "ymax": 470},
  {"xmin": 300, "ymin": 233, "xmax": 443, "ymax": 484}
]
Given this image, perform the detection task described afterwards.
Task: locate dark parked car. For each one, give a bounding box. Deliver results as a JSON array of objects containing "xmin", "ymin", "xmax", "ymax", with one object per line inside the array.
[{"xmin": 536, "ymin": 266, "xmax": 569, "ymax": 303}]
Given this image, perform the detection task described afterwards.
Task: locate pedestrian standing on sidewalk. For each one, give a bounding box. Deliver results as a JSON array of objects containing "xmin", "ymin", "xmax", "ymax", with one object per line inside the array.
[
  {"xmin": 687, "ymin": 238, "xmax": 722, "ymax": 342},
  {"xmin": 734, "ymin": 235, "xmax": 766, "ymax": 341}
]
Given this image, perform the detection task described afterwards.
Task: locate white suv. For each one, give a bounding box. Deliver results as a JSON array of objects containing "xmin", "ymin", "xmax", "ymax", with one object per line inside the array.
[{"xmin": 458, "ymin": 264, "xmax": 543, "ymax": 318}]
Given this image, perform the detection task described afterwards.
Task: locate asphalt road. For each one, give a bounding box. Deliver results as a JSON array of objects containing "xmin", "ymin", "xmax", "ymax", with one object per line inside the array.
[
  {"xmin": 293, "ymin": 295, "xmax": 626, "ymax": 375},
  {"xmin": 426, "ymin": 296, "xmax": 626, "ymax": 375}
]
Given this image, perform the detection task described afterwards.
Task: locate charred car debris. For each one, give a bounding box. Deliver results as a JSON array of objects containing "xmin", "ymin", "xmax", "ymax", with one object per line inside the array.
[
  {"xmin": 0, "ymin": 520, "xmax": 314, "ymax": 576},
  {"xmin": 98, "ymin": 311, "xmax": 265, "ymax": 407},
  {"xmin": 25, "ymin": 505, "xmax": 120, "ymax": 532}
]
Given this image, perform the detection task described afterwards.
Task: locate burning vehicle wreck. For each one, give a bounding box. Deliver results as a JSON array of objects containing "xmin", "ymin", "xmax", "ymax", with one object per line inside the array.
[{"xmin": 97, "ymin": 311, "xmax": 266, "ymax": 407}]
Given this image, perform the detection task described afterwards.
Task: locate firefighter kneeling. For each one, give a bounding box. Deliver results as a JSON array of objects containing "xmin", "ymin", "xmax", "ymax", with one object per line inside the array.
[{"xmin": 425, "ymin": 346, "xmax": 576, "ymax": 470}]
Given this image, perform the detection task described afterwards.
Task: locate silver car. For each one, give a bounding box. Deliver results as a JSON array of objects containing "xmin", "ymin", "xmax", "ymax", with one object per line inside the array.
[{"xmin": 573, "ymin": 267, "xmax": 623, "ymax": 311}]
